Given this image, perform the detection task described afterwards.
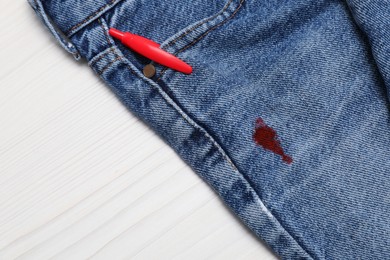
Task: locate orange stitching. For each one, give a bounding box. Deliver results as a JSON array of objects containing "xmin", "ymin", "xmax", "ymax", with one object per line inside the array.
[
  {"xmin": 161, "ymin": 0, "xmax": 234, "ymax": 50},
  {"xmin": 125, "ymin": 65, "xmax": 140, "ymax": 77},
  {"xmin": 121, "ymin": 62, "xmax": 238, "ymax": 171},
  {"xmin": 98, "ymin": 18, "xmax": 112, "ymax": 45},
  {"xmin": 66, "ymin": 0, "xmax": 117, "ymax": 36},
  {"xmin": 90, "ymin": 48, "xmax": 115, "ymax": 67},
  {"xmin": 157, "ymin": 0, "xmax": 245, "ymax": 82},
  {"xmin": 115, "ymin": 52, "xmax": 313, "ymax": 260},
  {"xmin": 176, "ymin": 0, "xmax": 244, "ymax": 56},
  {"xmin": 90, "ymin": 18, "xmax": 115, "ymax": 67},
  {"xmin": 98, "ymin": 55, "xmax": 122, "ymax": 75}
]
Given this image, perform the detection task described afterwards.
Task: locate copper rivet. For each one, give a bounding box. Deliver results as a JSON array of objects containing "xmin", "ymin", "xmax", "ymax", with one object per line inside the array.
[{"xmin": 143, "ymin": 64, "xmax": 156, "ymax": 78}]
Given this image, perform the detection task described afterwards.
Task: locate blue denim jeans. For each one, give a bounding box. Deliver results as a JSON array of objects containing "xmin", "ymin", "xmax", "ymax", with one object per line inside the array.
[{"xmin": 28, "ymin": 0, "xmax": 390, "ymax": 259}]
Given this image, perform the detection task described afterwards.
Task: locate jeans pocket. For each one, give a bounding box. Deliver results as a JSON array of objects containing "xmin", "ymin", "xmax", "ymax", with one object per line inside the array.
[{"xmin": 101, "ymin": 0, "xmax": 244, "ymax": 77}]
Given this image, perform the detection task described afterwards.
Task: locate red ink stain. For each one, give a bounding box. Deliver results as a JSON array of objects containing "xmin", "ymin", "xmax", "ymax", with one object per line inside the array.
[{"xmin": 253, "ymin": 118, "xmax": 293, "ymax": 164}]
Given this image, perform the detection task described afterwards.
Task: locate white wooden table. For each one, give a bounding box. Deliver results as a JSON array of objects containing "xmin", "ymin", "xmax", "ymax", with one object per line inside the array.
[{"xmin": 0, "ymin": 2, "xmax": 277, "ymax": 259}]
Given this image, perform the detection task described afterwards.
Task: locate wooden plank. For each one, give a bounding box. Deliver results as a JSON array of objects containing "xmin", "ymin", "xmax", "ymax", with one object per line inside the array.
[{"xmin": 0, "ymin": 3, "xmax": 276, "ymax": 259}]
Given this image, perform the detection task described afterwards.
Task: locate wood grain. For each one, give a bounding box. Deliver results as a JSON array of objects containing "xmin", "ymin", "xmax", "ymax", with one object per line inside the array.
[{"xmin": 0, "ymin": 3, "xmax": 277, "ymax": 259}]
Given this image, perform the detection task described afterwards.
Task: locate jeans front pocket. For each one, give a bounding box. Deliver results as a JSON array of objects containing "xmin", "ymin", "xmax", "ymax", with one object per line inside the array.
[{"xmin": 101, "ymin": 0, "xmax": 244, "ymax": 78}]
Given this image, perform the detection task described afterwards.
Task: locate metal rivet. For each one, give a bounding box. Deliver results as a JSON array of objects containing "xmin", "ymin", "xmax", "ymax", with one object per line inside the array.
[{"xmin": 143, "ymin": 64, "xmax": 156, "ymax": 78}]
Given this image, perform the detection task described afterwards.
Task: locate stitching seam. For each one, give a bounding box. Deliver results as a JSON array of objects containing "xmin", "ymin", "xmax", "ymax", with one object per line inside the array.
[
  {"xmin": 96, "ymin": 0, "xmax": 237, "ymax": 75},
  {"xmin": 176, "ymin": 0, "xmax": 245, "ymax": 55},
  {"xmin": 117, "ymin": 48, "xmax": 240, "ymax": 171},
  {"xmin": 98, "ymin": 56, "xmax": 122, "ymax": 75},
  {"xmin": 161, "ymin": 0, "xmax": 235, "ymax": 50},
  {"xmin": 65, "ymin": 0, "xmax": 117, "ymax": 37},
  {"xmin": 156, "ymin": 0, "xmax": 245, "ymax": 82},
  {"xmin": 95, "ymin": 15, "xmax": 314, "ymax": 256},
  {"xmin": 94, "ymin": 18, "xmax": 123, "ymax": 76},
  {"xmin": 98, "ymin": 18, "xmax": 114, "ymax": 46},
  {"xmin": 32, "ymin": 0, "xmax": 79, "ymax": 56},
  {"xmin": 90, "ymin": 48, "xmax": 115, "ymax": 67},
  {"xmin": 94, "ymin": 1, "xmax": 314, "ymax": 257},
  {"xmin": 115, "ymin": 52, "xmax": 314, "ymax": 259}
]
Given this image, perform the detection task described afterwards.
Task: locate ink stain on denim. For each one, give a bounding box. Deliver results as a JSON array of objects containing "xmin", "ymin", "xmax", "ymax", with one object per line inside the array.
[{"xmin": 253, "ymin": 118, "xmax": 293, "ymax": 164}]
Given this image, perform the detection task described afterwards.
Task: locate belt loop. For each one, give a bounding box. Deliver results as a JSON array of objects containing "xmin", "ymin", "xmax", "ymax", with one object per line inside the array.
[{"xmin": 28, "ymin": 0, "xmax": 81, "ymax": 60}]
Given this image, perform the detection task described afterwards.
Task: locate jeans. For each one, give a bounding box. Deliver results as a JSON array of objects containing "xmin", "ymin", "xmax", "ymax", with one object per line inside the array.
[{"xmin": 28, "ymin": 0, "xmax": 390, "ymax": 259}]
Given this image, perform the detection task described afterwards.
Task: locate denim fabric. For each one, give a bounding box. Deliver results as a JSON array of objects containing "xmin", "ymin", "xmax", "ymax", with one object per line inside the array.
[{"xmin": 28, "ymin": 0, "xmax": 390, "ymax": 259}]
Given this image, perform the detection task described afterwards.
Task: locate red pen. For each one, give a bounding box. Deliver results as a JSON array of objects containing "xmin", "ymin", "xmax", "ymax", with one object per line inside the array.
[{"xmin": 109, "ymin": 28, "xmax": 193, "ymax": 75}]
